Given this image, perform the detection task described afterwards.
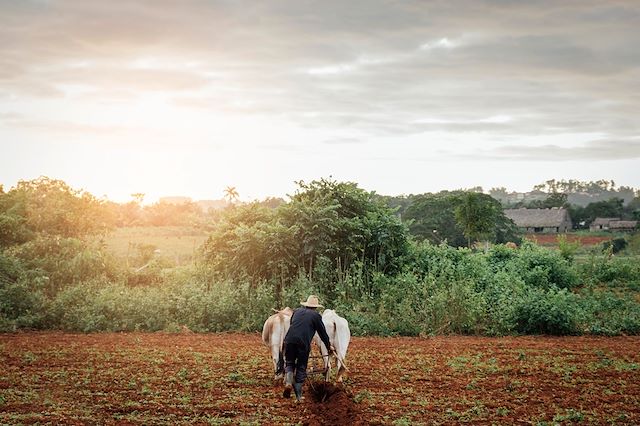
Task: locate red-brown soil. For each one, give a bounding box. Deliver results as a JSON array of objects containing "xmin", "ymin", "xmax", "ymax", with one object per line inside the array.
[
  {"xmin": 525, "ymin": 234, "xmax": 612, "ymax": 246},
  {"xmin": 1, "ymin": 333, "xmax": 639, "ymax": 425}
]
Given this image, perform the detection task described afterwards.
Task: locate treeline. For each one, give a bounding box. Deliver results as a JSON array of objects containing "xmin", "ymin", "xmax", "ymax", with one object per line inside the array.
[
  {"xmin": 107, "ymin": 196, "xmax": 286, "ymax": 228},
  {"xmin": 505, "ymin": 193, "xmax": 639, "ymax": 228},
  {"xmin": 1, "ymin": 177, "xmax": 639, "ymax": 335},
  {"xmin": 486, "ymin": 179, "xmax": 640, "ymax": 227},
  {"xmin": 531, "ymin": 179, "xmax": 636, "ymax": 195},
  {"xmin": 490, "ymin": 178, "xmax": 638, "ymax": 205},
  {"xmin": 0, "ymin": 177, "xmax": 283, "ymax": 230}
]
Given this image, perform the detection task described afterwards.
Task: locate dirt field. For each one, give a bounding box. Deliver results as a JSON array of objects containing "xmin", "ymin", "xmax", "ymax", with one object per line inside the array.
[{"xmin": 1, "ymin": 333, "xmax": 639, "ymax": 425}]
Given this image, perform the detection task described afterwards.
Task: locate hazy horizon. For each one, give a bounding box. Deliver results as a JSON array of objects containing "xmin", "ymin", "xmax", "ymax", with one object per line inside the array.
[{"xmin": 2, "ymin": 1, "xmax": 639, "ymax": 202}]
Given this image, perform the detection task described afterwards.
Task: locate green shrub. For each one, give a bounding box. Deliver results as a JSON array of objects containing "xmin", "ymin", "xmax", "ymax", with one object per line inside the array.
[
  {"xmin": 375, "ymin": 272, "xmax": 424, "ymax": 335},
  {"xmin": 425, "ymin": 278, "xmax": 486, "ymax": 334},
  {"xmin": 6, "ymin": 236, "xmax": 119, "ymax": 296},
  {"xmin": 512, "ymin": 287, "xmax": 582, "ymax": 335},
  {"xmin": 513, "ymin": 243, "xmax": 578, "ymax": 289},
  {"xmin": 481, "ymin": 271, "xmax": 526, "ymax": 335},
  {"xmin": 580, "ymin": 256, "xmax": 640, "ymax": 287},
  {"xmin": 602, "ymin": 237, "xmax": 628, "ymax": 254},
  {"xmin": 0, "ymin": 280, "xmax": 46, "ymax": 329},
  {"xmin": 579, "ymin": 289, "xmax": 640, "ymax": 335},
  {"xmin": 485, "ymin": 244, "xmax": 518, "ymax": 271}
]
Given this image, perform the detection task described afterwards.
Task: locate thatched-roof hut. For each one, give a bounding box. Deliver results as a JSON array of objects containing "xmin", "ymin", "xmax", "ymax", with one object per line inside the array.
[
  {"xmin": 504, "ymin": 208, "xmax": 572, "ymax": 233},
  {"xmin": 591, "ymin": 217, "xmax": 638, "ymax": 232}
]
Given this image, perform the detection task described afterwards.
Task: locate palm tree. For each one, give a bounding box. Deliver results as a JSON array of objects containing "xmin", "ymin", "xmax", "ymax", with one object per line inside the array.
[{"xmin": 223, "ymin": 186, "xmax": 239, "ymax": 204}]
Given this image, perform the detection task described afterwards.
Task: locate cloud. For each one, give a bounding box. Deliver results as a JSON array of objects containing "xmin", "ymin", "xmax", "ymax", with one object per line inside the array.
[
  {"xmin": 1, "ymin": 0, "xmax": 639, "ymax": 153},
  {"xmin": 322, "ymin": 138, "xmax": 363, "ymax": 145},
  {"xmin": 468, "ymin": 139, "xmax": 640, "ymax": 162}
]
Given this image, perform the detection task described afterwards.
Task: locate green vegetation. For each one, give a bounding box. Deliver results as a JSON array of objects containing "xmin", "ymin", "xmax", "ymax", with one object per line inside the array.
[
  {"xmin": 1, "ymin": 176, "xmax": 639, "ymax": 335},
  {"xmin": 399, "ymin": 191, "xmax": 520, "ymax": 247}
]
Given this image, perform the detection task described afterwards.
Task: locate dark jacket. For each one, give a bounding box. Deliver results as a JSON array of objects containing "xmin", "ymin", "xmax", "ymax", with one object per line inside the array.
[{"xmin": 284, "ymin": 307, "xmax": 331, "ymax": 351}]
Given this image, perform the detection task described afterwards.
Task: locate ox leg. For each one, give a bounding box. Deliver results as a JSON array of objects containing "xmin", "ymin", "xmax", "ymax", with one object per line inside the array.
[
  {"xmin": 336, "ymin": 362, "xmax": 345, "ymax": 382},
  {"xmin": 276, "ymin": 350, "xmax": 285, "ymax": 376},
  {"xmin": 272, "ymin": 346, "xmax": 283, "ymax": 380},
  {"xmin": 323, "ymin": 352, "xmax": 332, "ymax": 382}
]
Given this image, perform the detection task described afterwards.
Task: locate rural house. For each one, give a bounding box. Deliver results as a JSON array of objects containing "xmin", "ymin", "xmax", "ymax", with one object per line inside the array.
[
  {"xmin": 610, "ymin": 220, "xmax": 638, "ymax": 232},
  {"xmin": 590, "ymin": 217, "xmax": 620, "ymax": 231},
  {"xmin": 504, "ymin": 208, "xmax": 573, "ymax": 233},
  {"xmin": 590, "ymin": 218, "xmax": 638, "ymax": 232}
]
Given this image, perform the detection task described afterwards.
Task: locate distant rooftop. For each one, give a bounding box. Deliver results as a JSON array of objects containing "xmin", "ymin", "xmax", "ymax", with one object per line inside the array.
[{"xmin": 504, "ymin": 208, "xmax": 571, "ymax": 227}]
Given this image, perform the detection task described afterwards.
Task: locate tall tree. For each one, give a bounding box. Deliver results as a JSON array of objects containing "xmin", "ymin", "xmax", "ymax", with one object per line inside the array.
[{"xmin": 455, "ymin": 192, "xmax": 499, "ymax": 248}]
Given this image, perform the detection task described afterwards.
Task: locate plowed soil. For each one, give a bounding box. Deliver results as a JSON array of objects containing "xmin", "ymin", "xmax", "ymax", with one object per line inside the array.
[{"xmin": 1, "ymin": 333, "xmax": 639, "ymax": 425}]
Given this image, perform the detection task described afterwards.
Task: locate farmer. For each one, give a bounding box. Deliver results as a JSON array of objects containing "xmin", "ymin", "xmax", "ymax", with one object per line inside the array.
[{"xmin": 283, "ymin": 295, "xmax": 334, "ymax": 402}]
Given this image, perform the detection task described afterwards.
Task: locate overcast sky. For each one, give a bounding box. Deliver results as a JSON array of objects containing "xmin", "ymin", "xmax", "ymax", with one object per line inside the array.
[{"xmin": 1, "ymin": 0, "xmax": 639, "ymax": 202}]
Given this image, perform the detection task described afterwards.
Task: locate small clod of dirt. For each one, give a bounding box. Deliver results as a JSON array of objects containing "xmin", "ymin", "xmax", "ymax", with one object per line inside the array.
[{"xmin": 303, "ymin": 382, "xmax": 366, "ymax": 426}]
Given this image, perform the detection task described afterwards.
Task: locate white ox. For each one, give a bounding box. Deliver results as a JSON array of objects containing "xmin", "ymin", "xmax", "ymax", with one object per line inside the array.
[
  {"xmin": 314, "ymin": 309, "xmax": 351, "ymax": 382},
  {"xmin": 261, "ymin": 307, "xmax": 293, "ymax": 380}
]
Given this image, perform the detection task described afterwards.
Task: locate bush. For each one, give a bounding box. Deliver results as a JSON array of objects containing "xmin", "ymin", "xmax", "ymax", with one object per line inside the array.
[
  {"xmin": 424, "ymin": 278, "xmax": 486, "ymax": 334},
  {"xmin": 481, "ymin": 271, "xmax": 526, "ymax": 335},
  {"xmin": 602, "ymin": 237, "xmax": 628, "ymax": 254},
  {"xmin": 512, "ymin": 242, "xmax": 578, "ymax": 289},
  {"xmin": 580, "ymin": 255, "xmax": 640, "ymax": 288},
  {"xmin": 45, "ymin": 268, "xmax": 278, "ymax": 333},
  {"xmin": 0, "ymin": 280, "xmax": 46, "ymax": 330},
  {"xmin": 6, "ymin": 236, "xmax": 119, "ymax": 297},
  {"xmin": 512, "ymin": 287, "xmax": 582, "ymax": 335},
  {"xmin": 579, "ymin": 289, "xmax": 640, "ymax": 335}
]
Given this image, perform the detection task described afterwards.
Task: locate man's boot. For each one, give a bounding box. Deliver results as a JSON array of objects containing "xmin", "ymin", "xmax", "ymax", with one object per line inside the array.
[
  {"xmin": 283, "ymin": 372, "xmax": 293, "ymax": 398},
  {"xmin": 293, "ymin": 382, "xmax": 304, "ymax": 402}
]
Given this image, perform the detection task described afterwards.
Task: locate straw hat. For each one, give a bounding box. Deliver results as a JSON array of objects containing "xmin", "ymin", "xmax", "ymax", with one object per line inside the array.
[{"xmin": 300, "ymin": 295, "xmax": 324, "ymax": 308}]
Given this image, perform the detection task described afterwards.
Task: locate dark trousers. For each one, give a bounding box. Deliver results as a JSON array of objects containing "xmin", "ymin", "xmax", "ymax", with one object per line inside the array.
[{"xmin": 284, "ymin": 339, "xmax": 310, "ymax": 384}]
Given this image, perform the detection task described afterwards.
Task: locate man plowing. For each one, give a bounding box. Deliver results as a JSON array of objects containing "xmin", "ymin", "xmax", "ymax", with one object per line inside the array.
[{"xmin": 282, "ymin": 295, "xmax": 334, "ymax": 402}]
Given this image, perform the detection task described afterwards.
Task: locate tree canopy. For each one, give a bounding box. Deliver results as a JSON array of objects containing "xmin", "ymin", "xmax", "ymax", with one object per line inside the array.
[{"xmin": 201, "ymin": 178, "xmax": 410, "ymax": 300}]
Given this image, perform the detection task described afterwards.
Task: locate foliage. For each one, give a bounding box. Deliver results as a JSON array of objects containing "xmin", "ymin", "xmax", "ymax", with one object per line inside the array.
[
  {"xmin": 511, "ymin": 287, "xmax": 581, "ymax": 335},
  {"xmin": 44, "ymin": 268, "xmax": 276, "ymax": 333},
  {"xmin": 201, "ymin": 178, "xmax": 409, "ymax": 302},
  {"xmin": 509, "ymin": 242, "xmax": 578, "ymax": 290},
  {"xmin": 403, "ymin": 192, "xmax": 467, "ymax": 246},
  {"xmin": 1, "ymin": 176, "xmax": 639, "ymax": 337},
  {"xmin": 402, "ymin": 191, "xmax": 519, "ymax": 247},
  {"xmin": 557, "ymin": 234, "xmax": 580, "ymax": 261},
  {"xmin": 569, "ymin": 197, "xmax": 625, "ymax": 227},
  {"xmin": 455, "ymin": 192, "xmax": 500, "ymax": 247},
  {"xmin": 579, "ymin": 254, "xmax": 640, "ymax": 288},
  {"xmin": 5, "ymin": 236, "xmax": 120, "ymax": 297},
  {"xmin": 601, "ymin": 237, "xmax": 627, "ymax": 254},
  {"xmin": 579, "ymin": 289, "xmax": 640, "ymax": 335},
  {"xmin": 0, "ymin": 177, "xmax": 113, "ymax": 244}
]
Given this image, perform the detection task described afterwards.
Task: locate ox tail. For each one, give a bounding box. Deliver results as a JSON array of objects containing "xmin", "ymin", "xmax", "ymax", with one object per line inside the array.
[
  {"xmin": 332, "ymin": 320, "xmax": 349, "ymax": 371},
  {"xmin": 261, "ymin": 320, "xmax": 272, "ymax": 346}
]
